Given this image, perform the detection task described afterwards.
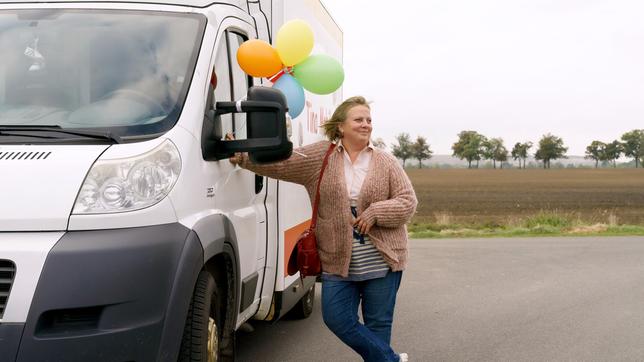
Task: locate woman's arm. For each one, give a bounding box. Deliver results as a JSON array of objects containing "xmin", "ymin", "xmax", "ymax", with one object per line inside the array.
[
  {"xmin": 234, "ymin": 141, "xmax": 328, "ymax": 185},
  {"xmin": 359, "ymin": 160, "xmax": 418, "ymax": 228}
]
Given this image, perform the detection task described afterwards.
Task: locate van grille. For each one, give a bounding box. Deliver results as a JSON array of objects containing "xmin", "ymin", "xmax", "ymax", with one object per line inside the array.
[
  {"xmin": 0, "ymin": 151, "xmax": 52, "ymax": 161},
  {"xmin": 0, "ymin": 260, "xmax": 16, "ymax": 319}
]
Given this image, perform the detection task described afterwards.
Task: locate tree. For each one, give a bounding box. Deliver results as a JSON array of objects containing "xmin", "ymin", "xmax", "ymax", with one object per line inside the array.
[
  {"xmin": 494, "ymin": 143, "xmax": 509, "ymax": 169},
  {"xmin": 372, "ymin": 137, "xmax": 387, "ymax": 150},
  {"xmin": 483, "ymin": 138, "xmax": 508, "ymax": 169},
  {"xmin": 511, "ymin": 143, "xmax": 521, "ymax": 168},
  {"xmin": 411, "ymin": 136, "xmax": 433, "ymax": 168},
  {"xmin": 391, "ymin": 133, "xmax": 413, "ymax": 167},
  {"xmin": 534, "ymin": 133, "xmax": 568, "ymax": 169},
  {"xmin": 604, "ymin": 140, "xmax": 623, "ymax": 168},
  {"xmin": 585, "ymin": 140, "xmax": 606, "ymax": 168},
  {"xmin": 511, "ymin": 142, "xmax": 533, "ymax": 169},
  {"xmin": 621, "ymin": 129, "xmax": 644, "ymax": 168},
  {"xmin": 452, "ymin": 131, "xmax": 485, "ymax": 168},
  {"xmin": 480, "ymin": 137, "xmax": 493, "ymax": 166}
]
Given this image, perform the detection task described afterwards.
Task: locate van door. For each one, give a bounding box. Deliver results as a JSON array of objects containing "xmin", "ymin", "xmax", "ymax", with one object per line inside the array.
[{"xmin": 206, "ymin": 14, "xmax": 267, "ymax": 324}]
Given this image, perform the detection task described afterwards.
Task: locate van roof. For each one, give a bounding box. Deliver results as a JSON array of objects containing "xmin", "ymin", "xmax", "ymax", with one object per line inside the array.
[{"xmin": 0, "ymin": 0, "xmax": 247, "ymax": 9}]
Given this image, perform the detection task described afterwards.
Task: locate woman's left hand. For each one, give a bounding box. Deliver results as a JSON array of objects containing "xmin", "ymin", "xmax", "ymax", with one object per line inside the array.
[{"xmin": 354, "ymin": 214, "xmax": 375, "ymax": 235}]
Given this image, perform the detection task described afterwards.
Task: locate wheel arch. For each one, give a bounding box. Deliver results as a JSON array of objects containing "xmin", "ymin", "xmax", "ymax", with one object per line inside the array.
[
  {"xmin": 191, "ymin": 213, "xmax": 241, "ymax": 323},
  {"xmin": 193, "ymin": 214, "xmax": 240, "ymax": 359}
]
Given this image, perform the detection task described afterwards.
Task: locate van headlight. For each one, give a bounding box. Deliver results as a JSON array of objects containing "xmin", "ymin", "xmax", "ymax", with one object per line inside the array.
[{"xmin": 73, "ymin": 140, "xmax": 181, "ymax": 214}]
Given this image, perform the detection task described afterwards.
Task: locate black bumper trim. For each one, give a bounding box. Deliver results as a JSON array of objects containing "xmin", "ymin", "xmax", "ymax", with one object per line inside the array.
[
  {"xmin": 15, "ymin": 223, "xmax": 203, "ymax": 362},
  {"xmin": 0, "ymin": 323, "xmax": 24, "ymax": 361}
]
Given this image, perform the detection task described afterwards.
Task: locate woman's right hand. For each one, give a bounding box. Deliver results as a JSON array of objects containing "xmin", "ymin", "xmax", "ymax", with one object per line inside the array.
[
  {"xmin": 225, "ymin": 133, "xmax": 243, "ymax": 165},
  {"xmin": 229, "ymin": 153, "xmax": 243, "ymax": 165}
]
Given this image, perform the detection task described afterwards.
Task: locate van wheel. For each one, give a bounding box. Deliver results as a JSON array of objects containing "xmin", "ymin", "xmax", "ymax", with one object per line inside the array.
[
  {"xmin": 288, "ymin": 284, "xmax": 315, "ymax": 319},
  {"xmin": 179, "ymin": 271, "xmax": 221, "ymax": 362}
]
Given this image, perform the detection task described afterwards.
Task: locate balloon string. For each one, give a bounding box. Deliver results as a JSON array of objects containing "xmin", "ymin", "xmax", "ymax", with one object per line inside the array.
[
  {"xmin": 268, "ymin": 70, "xmax": 284, "ymax": 83},
  {"xmin": 268, "ymin": 67, "xmax": 294, "ymax": 83}
]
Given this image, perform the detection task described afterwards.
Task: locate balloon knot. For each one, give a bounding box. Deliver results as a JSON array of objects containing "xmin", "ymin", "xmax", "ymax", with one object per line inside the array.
[
  {"xmin": 268, "ymin": 67, "xmax": 295, "ymax": 83},
  {"xmin": 268, "ymin": 69, "xmax": 285, "ymax": 83}
]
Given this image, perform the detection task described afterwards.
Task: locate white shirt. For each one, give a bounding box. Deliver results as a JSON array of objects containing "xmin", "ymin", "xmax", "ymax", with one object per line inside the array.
[{"xmin": 338, "ymin": 140, "xmax": 374, "ymax": 203}]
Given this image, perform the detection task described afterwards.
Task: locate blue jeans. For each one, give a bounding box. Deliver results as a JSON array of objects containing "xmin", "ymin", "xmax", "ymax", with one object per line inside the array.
[{"xmin": 321, "ymin": 271, "xmax": 403, "ymax": 362}]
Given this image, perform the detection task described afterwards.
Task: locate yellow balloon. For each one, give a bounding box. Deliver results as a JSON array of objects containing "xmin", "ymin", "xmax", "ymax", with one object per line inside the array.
[{"xmin": 275, "ymin": 19, "xmax": 314, "ymax": 66}]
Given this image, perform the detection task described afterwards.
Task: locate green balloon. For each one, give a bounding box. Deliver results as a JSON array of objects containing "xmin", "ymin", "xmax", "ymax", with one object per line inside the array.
[{"xmin": 293, "ymin": 54, "xmax": 344, "ymax": 95}]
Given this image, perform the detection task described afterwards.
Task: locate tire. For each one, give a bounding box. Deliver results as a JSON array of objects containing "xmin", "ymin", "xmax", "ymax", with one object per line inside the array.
[
  {"xmin": 179, "ymin": 271, "xmax": 221, "ymax": 362},
  {"xmin": 288, "ymin": 283, "xmax": 315, "ymax": 319}
]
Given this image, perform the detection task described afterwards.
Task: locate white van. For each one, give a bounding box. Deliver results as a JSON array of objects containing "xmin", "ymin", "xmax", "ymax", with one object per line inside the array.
[{"xmin": 0, "ymin": 0, "xmax": 342, "ymax": 360}]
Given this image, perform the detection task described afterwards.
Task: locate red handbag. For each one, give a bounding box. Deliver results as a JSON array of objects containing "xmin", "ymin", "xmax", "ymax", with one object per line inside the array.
[{"xmin": 287, "ymin": 143, "xmax": 336, "ymax": 277}]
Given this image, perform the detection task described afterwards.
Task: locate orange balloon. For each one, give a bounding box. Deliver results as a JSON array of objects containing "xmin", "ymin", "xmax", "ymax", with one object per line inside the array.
[{"xmin": 236, "ymin": 39, "xmax": 283, "ymax": 78}]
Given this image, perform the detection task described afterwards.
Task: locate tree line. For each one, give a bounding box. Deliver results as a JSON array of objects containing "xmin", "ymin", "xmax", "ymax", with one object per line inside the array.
[
  {"xmin": 584, "ymin": 129, "xmax": 644, "ymax": 168},
  {"xmin": 387, "ymin": 129, "xmax": 644, "ymax": 169},
  {"xmin": 380, "ymin": 133, "xmax": 433, "ymax": 168}
]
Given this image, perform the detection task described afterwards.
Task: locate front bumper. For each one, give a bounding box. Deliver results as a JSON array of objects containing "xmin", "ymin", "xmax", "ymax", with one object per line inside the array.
[
  {"xmin": 2, "ymin": 223, "xmax": 203, "ymax": 362},
  {"xmin": 0, "ymin": 323, "xmax": 23, "ymax": 361}
]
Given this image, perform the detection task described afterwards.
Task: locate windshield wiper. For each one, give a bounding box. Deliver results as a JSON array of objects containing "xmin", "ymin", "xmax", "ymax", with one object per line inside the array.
[
  {"xmin": 0, "ymin": 130, "xmax": 59, "ymax": 139},
  {"xmin": 0, "ymin": 125, "xmax": 122, "ymax": 143}
]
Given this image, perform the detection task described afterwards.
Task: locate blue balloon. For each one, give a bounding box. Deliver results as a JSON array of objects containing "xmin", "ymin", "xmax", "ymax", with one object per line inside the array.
[{"xmin": 273, "ymin": 73, "xmax": 305, "ymax": 118}]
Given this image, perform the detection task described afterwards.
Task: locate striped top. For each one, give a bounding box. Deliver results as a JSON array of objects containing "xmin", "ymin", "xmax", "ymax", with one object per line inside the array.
[
  {"xmin": 322, "ymin": 205, "xmax": 390, "ymax": 282},
  {"xmin": 346, "ymin": 235, "xmax": 390, "ymax": 280},
  {"xmin": 322, "ymin": 236, "xmax": 389, "ymax": 281}
]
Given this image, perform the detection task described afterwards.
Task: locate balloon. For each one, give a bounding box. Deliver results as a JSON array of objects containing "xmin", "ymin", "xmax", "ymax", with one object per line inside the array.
[
  {"xmin": 292, "ymin": 54, "xmax": 344, "ymax": 95},
  {"xmin": 273, "ymin": 73, "xmax": 305, "ymax": 118},
  {"xmin": 236, "ymin": 39, "xmax": 283, "ymax": 77},
  {"xmin": 275, "ymin": 20, "xmax": 314, "ymax": 66}
]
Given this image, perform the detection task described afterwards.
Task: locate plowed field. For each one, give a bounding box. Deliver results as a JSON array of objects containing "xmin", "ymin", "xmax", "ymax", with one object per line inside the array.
[{"xmin": 406, "ymin": 168, "xmax": 644, "ymax": 226}]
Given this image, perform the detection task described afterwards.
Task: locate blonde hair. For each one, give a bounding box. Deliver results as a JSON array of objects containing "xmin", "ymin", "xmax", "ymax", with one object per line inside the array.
[{"xmin": 322, "ymin": 96, "xmax": 370, "ymax": 141}]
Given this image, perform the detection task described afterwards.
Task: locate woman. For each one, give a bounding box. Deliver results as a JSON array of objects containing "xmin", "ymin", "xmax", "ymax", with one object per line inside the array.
[{"xmin": 230, "ymin": 96, "xmax": 417, "ymax": 362}]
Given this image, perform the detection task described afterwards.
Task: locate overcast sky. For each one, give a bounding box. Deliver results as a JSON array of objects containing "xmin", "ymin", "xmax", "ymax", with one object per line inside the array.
[{"xmin": 320, "ymin": 0, "xmax": 644, "ymax": 156}]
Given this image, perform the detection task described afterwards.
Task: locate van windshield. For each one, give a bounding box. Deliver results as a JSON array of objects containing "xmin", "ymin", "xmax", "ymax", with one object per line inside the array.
[{"xmin": 0, "ymin": 10, "xmax": 205, "ymax": 140}]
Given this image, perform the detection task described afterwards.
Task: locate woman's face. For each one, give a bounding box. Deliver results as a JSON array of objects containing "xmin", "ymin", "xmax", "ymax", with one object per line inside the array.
[{"xmin": 339, "ymin": 105, "xmax": 372, "ymax": 145}]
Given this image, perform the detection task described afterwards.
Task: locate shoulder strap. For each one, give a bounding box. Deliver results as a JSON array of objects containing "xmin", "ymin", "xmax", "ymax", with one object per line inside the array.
[{"xmin": 310, "ymin": 143, "xmax": 336, "ymax": 230}]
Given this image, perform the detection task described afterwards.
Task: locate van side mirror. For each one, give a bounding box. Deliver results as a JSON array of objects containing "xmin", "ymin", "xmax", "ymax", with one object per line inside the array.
[{"xmin": 202, "ymin": 87, "xmax": 293, "ymax": 163}]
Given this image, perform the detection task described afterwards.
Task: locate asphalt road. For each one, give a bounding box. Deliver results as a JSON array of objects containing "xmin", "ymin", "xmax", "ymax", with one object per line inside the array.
[{"xmin": 237, "ymin": 236, "xmax": 644, "ymax": 362}]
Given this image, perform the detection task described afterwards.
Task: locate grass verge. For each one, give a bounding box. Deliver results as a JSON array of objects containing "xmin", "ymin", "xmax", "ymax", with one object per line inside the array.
[{"xmin": 408, "ymin": 211, "xmax": 644, "ymax": 239}]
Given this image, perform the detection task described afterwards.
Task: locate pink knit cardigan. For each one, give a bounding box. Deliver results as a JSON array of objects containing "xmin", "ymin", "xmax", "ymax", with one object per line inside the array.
[{"xmin": 240, "ymin": 140, "xmax": 418, "ymax": 277}]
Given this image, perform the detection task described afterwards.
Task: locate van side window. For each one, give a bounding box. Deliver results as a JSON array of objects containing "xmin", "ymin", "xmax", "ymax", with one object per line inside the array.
[
  {"xmin": 227, "ymin": 32, "xmax": 252, "ymax": 139},
  {"xmin": 210, "ymin": 30, "xmax": 251, "ymax": 140}
]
